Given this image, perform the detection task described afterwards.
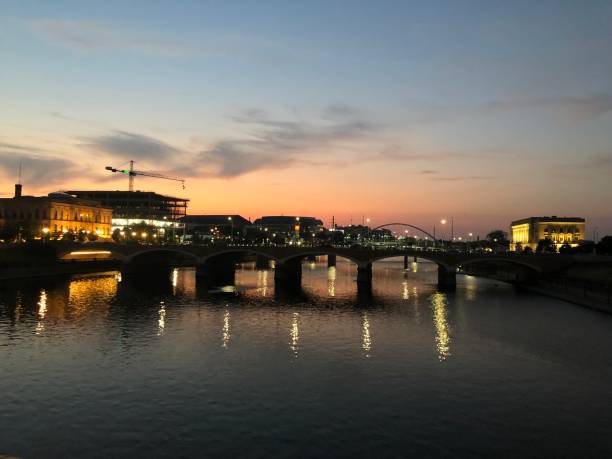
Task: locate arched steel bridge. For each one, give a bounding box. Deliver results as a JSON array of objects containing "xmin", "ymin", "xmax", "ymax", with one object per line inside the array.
[{"xmin": 370, "ymin": 222, "xmax": 436, "ymax": 241}]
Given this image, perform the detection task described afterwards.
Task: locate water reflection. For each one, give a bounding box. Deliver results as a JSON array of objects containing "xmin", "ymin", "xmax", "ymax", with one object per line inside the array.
[
  {"xmin": 362, "ymin": 311, "xmax": 372, "ymax": 356},
  {"xmin": 430, "ymin": 292, "xmax": 451, "ymax": 361},
  {"xmin": 290, "ymin": 312, "xmax": 299, "ymax": 357},
  {"xmin": 35, "ymin": 289, "xmax": 47, "ymax": 335},
  {"xmin": 256, "ymin": 269, "xmax": 270, "ymax": 297},
  {"xmin": 158, "ymin": 301, "xmax": 166, "ymax": 336},
  {"xmin": 327, "ymin": 266, "xmax": 336, "ymax": 297},
  {"xmin": 222, "ymin": 309, "xmax": 231, "ymax": 349}
]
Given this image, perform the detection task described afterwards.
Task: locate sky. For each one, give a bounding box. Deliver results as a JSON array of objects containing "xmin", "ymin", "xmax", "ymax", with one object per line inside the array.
[{"xmin": 1, "ymin": 0, "xmax": 612, "ymax": 237}]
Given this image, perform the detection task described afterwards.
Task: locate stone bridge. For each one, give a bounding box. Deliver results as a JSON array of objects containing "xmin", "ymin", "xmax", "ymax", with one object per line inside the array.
[{"xmin": 58, "ymin": 243, "xmax": 584, "ymax": 291}]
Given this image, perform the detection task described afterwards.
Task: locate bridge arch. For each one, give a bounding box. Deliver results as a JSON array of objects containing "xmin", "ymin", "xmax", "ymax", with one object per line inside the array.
[
  {"xmin": 200, "ymin": 248, "xmax": 277, "ymax": 265},
  {"xmin": 367, "ymin": 253, "xmax": 454, "ymax": 271},
  {"xmin": 278, "ymin": 250, "xmax": 361, "ymax": 266},
  {"xmin": 458, "ymin": 256, "xmax": 543, "ymax": 273},
  {"xmin": 124, "ymin": 247, "xmax": 201, "ymax": 264},
  {"xmin": 370, "ymin": 223, "xmax": 436, "ymax": 241}
]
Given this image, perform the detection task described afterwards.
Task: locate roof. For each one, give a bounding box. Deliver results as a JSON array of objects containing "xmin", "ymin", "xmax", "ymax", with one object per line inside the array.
[
  {"xmin": 0, "ymin": 194, "xmax": 111, "ymax": 209},
  {"xmin": 181, "ymin": 215, "xmax": 251, "ymax": 226},
  {"xmin": 511, "ymin": 216, "xmax": 586, "ymax": 226},
  {"xmin": 66, "ymin": 190, "xmax": 189, "ymax": 202},
  {"xmin": 253, "ymin": 216, "xmax": 323, "ymax": 225}
]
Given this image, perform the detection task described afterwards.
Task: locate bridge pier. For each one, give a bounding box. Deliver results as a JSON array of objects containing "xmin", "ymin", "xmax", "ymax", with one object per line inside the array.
[
  {"xmin": 327, "ymin": 254, "xmax": 337, "ymax": 267},
  {"xmin": 357, "ymin": 263, "xmax": 373, "ymax": 286},
  {"xmin": 274, "ymin": 258, "xmax": 302, "ymax": 287},
  {"xmin": 255, "ymin": 255, "xmax": 270, "ymax": 270},
  {"xmin": 437, "ymin": 265, "xmax": 457, "ymax": 292},
  {"xmin": 196, "ymin": 257, "xmax": 236, "ymax": 287},
  {"xmin": 403, "ymin": 255, "xmax": 409, "ymax": 270}
]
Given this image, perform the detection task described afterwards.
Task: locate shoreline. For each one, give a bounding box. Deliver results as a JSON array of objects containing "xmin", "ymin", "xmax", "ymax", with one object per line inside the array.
[{"xmin": 518, "ymin": 284, "xmax": 612, "ymax": 314}]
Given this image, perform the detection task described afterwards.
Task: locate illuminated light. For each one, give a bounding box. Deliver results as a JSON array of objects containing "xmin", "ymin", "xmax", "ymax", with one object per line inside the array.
[
  {"xmin": 120, "ymin": 231, "xmax": 125, "ymax": 237},
  {"xmin": 95, "ymin": 229, "xmax": 102, "ymax": 235},
  {"xmin": 131, "ymin": 232, "xmax": 137, "ymax": 237},
  {"xmin": 362, "ymin": 312, "xmax": 372, "ymax": 355},
  {"xmin": 294, "ymin": 225, "xmax": 300, "ymax": 231},
  {"xmin": 62, "ymin": 229, "xmax": 68, "ymax": 233},
  {"xmin": 431, "ymin": 292, "xmax": 451, "ymax": 361},
  {"xmin": 42, "ymin": 227, "xmax": 50, "ymax": 234},
  {"xmin": 441, "ymin": 219, "xmax": 447, "ymax": 225},
  {"xmin": 68, "ymin": 251, "xmax": 112, "ymax": 256},
  {"xmin": 141, "ymin": 232, "xmax": 147, "ymax": 238}
]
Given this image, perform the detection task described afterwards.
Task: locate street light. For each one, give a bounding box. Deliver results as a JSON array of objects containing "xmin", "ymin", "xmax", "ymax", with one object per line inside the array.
[
  {"xmin": 227, "ymin": 216, "xmax": 233, "ymax": 242},
  {"xmin": 42, "ymin": 227, "xmax": 49, "ymax": 242}
]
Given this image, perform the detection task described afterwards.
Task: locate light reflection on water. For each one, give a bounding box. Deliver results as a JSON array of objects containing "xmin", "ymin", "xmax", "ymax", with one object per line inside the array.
[{"xmin": 1, "ymin": 258, "xmax": 612, "ymax": 458}]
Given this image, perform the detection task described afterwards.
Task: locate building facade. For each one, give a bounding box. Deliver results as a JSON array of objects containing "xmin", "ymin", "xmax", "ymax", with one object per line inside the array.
[
  {"xmin": 181, "ymin": 215, "xmax": 251, "ymax": 242},
  {"xmin": 510, "ymin": 216, "xmax": 585, "ymax": 251},
  {"xmin": 0, "ymin": 185, "xmax": 112, "ymax": 240},
  {"xmin": 252, "ymin": 216, "xmax": 324, "ymax": 241},
  {"xmin": 66, "ymin": 190, "xmax": 188, "ymax": 234}
]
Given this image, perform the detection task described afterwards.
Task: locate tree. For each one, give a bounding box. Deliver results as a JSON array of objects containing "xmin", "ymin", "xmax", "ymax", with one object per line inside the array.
[
  {"xmin": 486, "ymin": 230, "xmax": 508, "ymax": 242},
  {"xmin": 559, "ymin": 241, "xmax": 573, "ymax": 254},
  {"xmin": 596, "ymin": 236, "xmax": 612, "ymax": 255},
  {"xmin": 536, "ymin": 238, "xmax": 556, "ymax": 253}
]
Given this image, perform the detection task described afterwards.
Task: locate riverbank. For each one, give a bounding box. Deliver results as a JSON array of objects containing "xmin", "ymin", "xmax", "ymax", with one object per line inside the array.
[{"xmin": 520, "ymin": 284, "xmax": 612, "ymax": 314}]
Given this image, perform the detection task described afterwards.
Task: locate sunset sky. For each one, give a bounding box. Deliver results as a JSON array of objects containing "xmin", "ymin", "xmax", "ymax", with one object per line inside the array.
[{"xmin": 2, "ymin": 1, "xmax": 611, "ymax": 237}]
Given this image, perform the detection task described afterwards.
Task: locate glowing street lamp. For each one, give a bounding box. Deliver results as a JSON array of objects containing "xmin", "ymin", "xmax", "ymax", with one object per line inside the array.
[{"xmin": 227, "ymin": 216, "xmax": 233, "ymax": 241}]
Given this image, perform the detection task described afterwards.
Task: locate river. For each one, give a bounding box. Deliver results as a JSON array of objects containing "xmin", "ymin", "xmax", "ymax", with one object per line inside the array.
[{"xmin": 1, "ymin": 258, "xmax": 611, "ymax": 458}]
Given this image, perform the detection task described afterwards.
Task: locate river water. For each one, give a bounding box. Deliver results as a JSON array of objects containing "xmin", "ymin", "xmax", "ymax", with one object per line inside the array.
[{"xmin": 1, "ymin": 258, "xmax": 612, "ymax": 458}]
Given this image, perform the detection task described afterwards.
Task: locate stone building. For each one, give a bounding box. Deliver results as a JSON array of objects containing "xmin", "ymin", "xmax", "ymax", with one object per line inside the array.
[
  {"xmin": 0, "ymin": 184, "xmax": 113, "ymax": 240},
  {"xmin": 510, "ymin": 216, "xmax": 585, "ymax": 251}
]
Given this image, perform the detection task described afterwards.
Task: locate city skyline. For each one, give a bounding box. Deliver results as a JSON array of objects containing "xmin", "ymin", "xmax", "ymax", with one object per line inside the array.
[{"xmin": 2, "ymin": 1, "xmax": 612, "ymax": 235}]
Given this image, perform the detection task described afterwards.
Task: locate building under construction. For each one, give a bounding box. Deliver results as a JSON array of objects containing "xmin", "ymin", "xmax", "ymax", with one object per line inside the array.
[{"xmin": 66, "ymin": 190, "xmax": 188, "ymax": 232}]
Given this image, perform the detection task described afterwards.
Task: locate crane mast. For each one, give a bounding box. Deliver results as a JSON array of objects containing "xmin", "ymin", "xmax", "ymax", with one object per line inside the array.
[{"xmin": 105, "ymin": 161, "xmax": 186, "ymax": 191}]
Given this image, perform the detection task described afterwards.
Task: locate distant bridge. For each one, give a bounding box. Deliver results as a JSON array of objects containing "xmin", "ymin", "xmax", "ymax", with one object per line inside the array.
[{"xmin": 57, "ymin": 243, "xmax": 587, "ymax": 291}]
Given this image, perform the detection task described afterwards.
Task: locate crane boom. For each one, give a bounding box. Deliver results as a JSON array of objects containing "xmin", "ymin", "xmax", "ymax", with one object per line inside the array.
[{"xmin": 105, "ymin": 160, "xmax": 186, "ymax": 191}]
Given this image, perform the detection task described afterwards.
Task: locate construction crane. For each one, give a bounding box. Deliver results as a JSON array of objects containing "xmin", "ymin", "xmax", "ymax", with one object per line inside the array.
[{"xmin": 105, "ymin": 160, "xmax": 185, "ymax": 192}]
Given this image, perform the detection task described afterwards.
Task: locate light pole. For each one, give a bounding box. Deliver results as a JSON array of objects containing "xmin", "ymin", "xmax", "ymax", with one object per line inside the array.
[
  {"xmin": 42, "ymin": 227, "xmax": 49, "ymax": 243},
  {"xmin": 441, "ymin": 219, "xmax": 447, "ymax": 243},
  {"xmin": 227, "ymin": 216, "xmax": 233, "ymax": 243},
  {"xmin": 366, "ymin": 217, "xmax": 370, "ymax": 242}
]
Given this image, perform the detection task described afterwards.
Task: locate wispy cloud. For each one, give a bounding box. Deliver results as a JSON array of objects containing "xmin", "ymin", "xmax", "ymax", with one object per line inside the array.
[
  {"xmin": 82, "ymin": 131, "xmax": 181, "ymax": 161},
  {"xmin": 430, "ymin": 176, "xmax": 495, "ymax": 182},
  {"xmin": 481, "ymin": 94, "xmax": 612, "ymax": 122},
  {"xmin": 0, "ymin": 148, "xmax": 80, "ymax": 185},
  {"xmin": 27, "ymin": 18, "xmax": 292, "ymax": 61},
  {"xmin": 197, "ymin": 108, "xmax": 378, "ymax": 177}
]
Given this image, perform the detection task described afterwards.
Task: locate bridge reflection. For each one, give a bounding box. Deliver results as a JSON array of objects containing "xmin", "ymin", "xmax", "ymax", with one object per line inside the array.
[{"xmin": 0, "ymin": 262, "xmax": 456, "ymax": 361}]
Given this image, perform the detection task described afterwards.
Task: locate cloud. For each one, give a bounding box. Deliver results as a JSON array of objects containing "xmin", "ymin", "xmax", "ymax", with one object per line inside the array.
[
  {"xmin": 197, "ymin": 110, "xmax": 378, "ymax": 177},
  {"xmin": 481, "ymin": 94, "xmax": 612, "ymax": 122},
  {"xmin": 82, "ymin": 131, "xmax": 180, "ymax": 161},
  {"xmin": 0, "ymin": 149, "xmax": 80, "ymax": 186},
  {"xmin": 430, "ymin": 176, "xmax": 495, "ymax": 181},
  {"xmin": 420, "ymin": 170, "xmax": 438, "ymax": 174},
  {"xmin": 27, "ymin": 18, "xmax": 292, "ymax": 61}
]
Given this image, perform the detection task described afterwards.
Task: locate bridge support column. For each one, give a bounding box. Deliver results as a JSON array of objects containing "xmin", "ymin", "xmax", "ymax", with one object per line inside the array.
[
  {"xmin": 357, "ymin": 263, "xmax": 373, "ymax": 288},
  {"xmin": 255, "ymin": 255, "xmax": 270, "ymax": 270},
  {"xmin": 274, "ymin": 258, "xmax": 302, "ymax": 287},
  {"xmin": 414, "ymin": 256, "xmax": 418, "ymax": 263},
  {"xmin": 327, "ymin": 254, "xmax": 336, "ymax": 267},
  {"xmin": 437, "ymin": 265, "xmax": 456, "ymax": 292},
  {"xmin": 404, "ymin": 255, "xmax": 409, "ymax": 270},
  {"xmin": 196, "ymin": 257, "xmax": 236, "ymax": 287}
]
